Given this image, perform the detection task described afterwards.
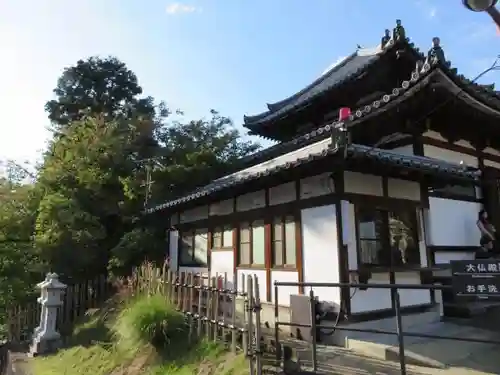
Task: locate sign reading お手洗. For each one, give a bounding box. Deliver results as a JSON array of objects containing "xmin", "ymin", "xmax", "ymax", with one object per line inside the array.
[{"xmin": 451, "ymin": 260, "xmax": 500, "ymax": 299}]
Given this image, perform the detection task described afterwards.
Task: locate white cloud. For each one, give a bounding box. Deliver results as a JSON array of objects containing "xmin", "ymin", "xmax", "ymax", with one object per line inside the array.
[
  {"xmin": 428, "ymin": 7, "xmax": 437, "ymax": 19},
  {"xmin": 415, "ymin": 0, "xmax": 438, "ymax": 20},
  {"xmin": 166, "ymin": 3, "xmax": 201, "ymax": 15}
]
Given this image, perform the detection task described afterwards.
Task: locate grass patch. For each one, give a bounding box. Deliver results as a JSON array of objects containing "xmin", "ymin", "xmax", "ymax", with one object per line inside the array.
[
  {"xmin": 31, "ymin": 293, "xmax": 250, "ymax": 375},
  {"xmin": 113, "ymin": 293, "xmax": 187, "ymax": 354}
]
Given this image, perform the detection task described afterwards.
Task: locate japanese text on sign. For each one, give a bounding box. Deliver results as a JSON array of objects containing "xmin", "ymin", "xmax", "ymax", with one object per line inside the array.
[{"xmin": 451, "ymin": 260, "xmax": 500, "ymax": 299}]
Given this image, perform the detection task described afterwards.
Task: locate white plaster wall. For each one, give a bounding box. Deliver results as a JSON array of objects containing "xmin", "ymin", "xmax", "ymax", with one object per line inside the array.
[
  {"xmin": 423, "ymin": 131, "xmax": 475, "ymax": 150},
  {"xmin": 390, "ymin": 144, "xmax": 414, "ymax": 155},
  {"xmin": 169, "ymin": 230, "xmax": 179, "ymax": 270},
  {"xmin": 171, "ymin": 213, "xmax": 179, "ymax": 226},
  {"xmin": 350, "ymin": 272, "xmax": 430, "ymax": 313},
  {"xmin": 344, "ymin": 172, "xmax": 383, "ymax": 196},
  {"xmin": 341, "ymin": 201, "xmax": 358, "ymax": 271},
  {"xmin": 484, "ymin": 159, "xmax": 500, "ymax": 169},
  {"xmin": 210, "ymin": 250, "xmax": 235, "ymax": 289},
  {"xmin": 396, "ymin": 272, "xmax": 431, "ymax": 307},
  {"xmin": 427, "ymin": 197, "xmax": 481, "ymax": 247},
  {"xmin": 270, "ymin": 271, "xmax": 299, "ymax": 307},
  {"xmin": 387, "ymin": 179, "xmax": 420, "ymax": 201},
  {"xmin": 180, "ymin": 206, "xmax": 209, "ymax": 223},
  {"xmin": 350, "ymin": 273, "xmax": 392, "ymax": 313},
  {"xmin": 236, "ymin": 269, "xmax": 267, "ymax": 299},
  {"xmin": 236, "ymin": 190, "xmax": 266, "ymax": 211},
  {"xmin": 269, "ymin": 182, "xmax": 296, "ymax": 205},
  {"xmin": 423, "ymin": 144, "xmax": 478, "ymax": 167},
  {"xmin": 485, "ymin": 147, "xmax": 500, "ymax": 157},
  {"xmin": 434, "ymin": 251, "xmax": 475, "ymax": 265},
  {"xmin": 209, "ymin": 199, "xmax": 234, "ymax": 216},
  {"xmin": 301, "ymin": 205, "xmax": 341, "ymax": 308},
  {"xmin": 417, "ymin": 209, "xmax": 428, "ymax": 267},
  {"xmin": 300, "ymin": 173, "xmax": 334, "ymax": 199}
]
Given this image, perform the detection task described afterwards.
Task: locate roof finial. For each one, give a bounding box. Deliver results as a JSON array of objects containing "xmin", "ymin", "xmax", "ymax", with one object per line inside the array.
[
  {"xmin": 393, "ymin": 19, "xmax": 406, "ymax": 42},
  {"xmin": 427, "ymin": 36, "xmax": 446, "ymax": 64},
  {"xmin": 381, "ymin": 29, "xmax": 391, "ymax": 48}
]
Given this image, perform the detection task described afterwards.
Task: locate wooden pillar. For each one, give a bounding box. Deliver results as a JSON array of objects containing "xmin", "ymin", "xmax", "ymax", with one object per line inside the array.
[{"xmin": 482, "ymin": 167, "xmax": 500, "ymax": 229}]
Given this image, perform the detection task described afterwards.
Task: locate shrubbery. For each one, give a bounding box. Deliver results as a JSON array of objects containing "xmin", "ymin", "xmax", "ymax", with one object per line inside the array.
[{"xmin": 113, "ymin": 292, "xmax": 187, "ymax": 351}]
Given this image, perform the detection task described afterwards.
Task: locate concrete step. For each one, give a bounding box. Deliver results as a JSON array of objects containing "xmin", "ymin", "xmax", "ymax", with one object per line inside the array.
[
  {"xmin": 444, "ymin": 300, "xmax": 500, "ymax": 319},
  {"xmin": 344, "ymin": 320, "xmax": 500, "ymax": 370}
]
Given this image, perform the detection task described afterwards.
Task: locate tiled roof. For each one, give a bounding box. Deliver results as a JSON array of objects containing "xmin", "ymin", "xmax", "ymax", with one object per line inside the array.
[
  {"xmin": 144, "ymin": 58, "xmax": 449, "ymax": 214},
  {"xmin": 145, "ymin": 139, "xmax": 479, "ymax": 213},
  {"xmin": 232, "ymin": 56, "xmax": 437, "ymax": 171},
  {"xmin": 434, "ymin": 62, "xmax": 500, "ymax": 113},
  {"xmin": 146, "ymin": 46, "xmax": 500, "ymax": 214},
  {"xmin": 243, "ymin": 46, "xmax": 385, "ymax": 126},
  {"xmin": 243, "ymin": 28, "xmax": 500, "ymax": 129}
]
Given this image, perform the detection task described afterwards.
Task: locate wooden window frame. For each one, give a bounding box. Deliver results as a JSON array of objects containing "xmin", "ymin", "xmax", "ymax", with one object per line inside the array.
[
  {"xmin": 211, "ymin": 224, "xmax": 233, "ymax": 251},
  {"xmin": 237, "ymin": 219, "xmax": 266, "ymax": 268},
  {"xmin": 428, "ymin": 181, "xmax": 478, "ymax": 202},
  {"xmin": 235, "ymin": 209, "xmax": 300, "ymax": 271},
  {"xmin": 355, "ymin": 205, "xmax": 421, "ymax": 271},
  {"xmin": 271, "ymin": 214, "xmax": 298, "ymax": 270},
  {"xmin": 178, "ymin": 227, "xmax": 209, "ymax": 267}
]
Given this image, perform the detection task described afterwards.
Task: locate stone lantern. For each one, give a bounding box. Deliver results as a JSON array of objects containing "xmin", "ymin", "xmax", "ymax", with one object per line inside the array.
[{"xmin": 30, "ymin": 273, "xmax": 67, "ymax": 356}]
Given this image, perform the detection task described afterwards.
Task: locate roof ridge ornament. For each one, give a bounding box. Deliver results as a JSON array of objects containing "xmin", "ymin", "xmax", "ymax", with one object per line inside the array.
[
  {"xmin": 381, "ymin": 29, "xmax": 391, "ymax": 49},
  {"xmin": 427, "ymin": 37, "xmax": 448, "ymax": 66},
  {"xmin": 393, "ymin": 19, "xmax": 407, "ymax": 43}
]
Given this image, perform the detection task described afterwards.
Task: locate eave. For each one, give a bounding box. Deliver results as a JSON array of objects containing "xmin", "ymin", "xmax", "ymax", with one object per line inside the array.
[
  {"xmin": 431, "ymin": 67, "xmax": 500, "ymax": 118},
  {"xmin": 243, "ymin": 38, "xmax": 424, "ymax": 129},
  {"xmin": 144, "ymin": 140, "xmax": 479, "ymax": 214},
  {"xmin": 145, "ymin": 59, "xmax": 484, "ymax": 215}
]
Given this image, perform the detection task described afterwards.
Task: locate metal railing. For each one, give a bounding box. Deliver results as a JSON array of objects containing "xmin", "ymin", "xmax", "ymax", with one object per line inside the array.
[{"xmin": 274, "ymin": 281, "xmax": 500, "ymax": 375}]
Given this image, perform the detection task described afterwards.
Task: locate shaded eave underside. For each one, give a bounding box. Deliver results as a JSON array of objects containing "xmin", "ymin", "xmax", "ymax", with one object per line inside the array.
[{"xmin": 145, "ymin": 141, "xmax": 479, "ymax": 214}]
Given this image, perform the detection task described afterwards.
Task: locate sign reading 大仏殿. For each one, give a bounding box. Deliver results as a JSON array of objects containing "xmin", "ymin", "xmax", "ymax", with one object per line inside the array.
[{"xmin": 451, "ymin": 260, "xmax": 500, "ymax": 299}]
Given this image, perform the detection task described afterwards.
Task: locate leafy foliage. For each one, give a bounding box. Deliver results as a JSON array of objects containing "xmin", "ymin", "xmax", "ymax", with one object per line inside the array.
[
  {"xmin": 0, "ymin": 171, "xmax": 42, "ymax": 311},
  {"xmin": 0, "ymin": 55, "xmax": 259, "ymax": 315},
  {"xmin": 44, "ymin": 56, "xmax": 166, "ymax": 128},
  {"xmin": 113, "ymin": 293, "xmax": 187, "ymax": 350},
  {"xmin": 108, "ymin": 228, "xmax": 164, "ymax": 277}
]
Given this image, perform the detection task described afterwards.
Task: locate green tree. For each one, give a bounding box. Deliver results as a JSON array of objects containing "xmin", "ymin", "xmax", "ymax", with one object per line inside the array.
[
  {"xmin": 40, "ymin": 56, "xmax": 260, "ymax": 279},
  {"xmin": 44, "ymin": 56, "xmax": 168, "ymax": 128},
  {"xmin": 151, "ymin": 109, "xmax": 260, "ymax": 203},
  {"xmin": 35, "ymin": 116, "xmax": 153, "ymax": 279},
  {"xmin": 109, "ymin": 111, "xmax": 260, "ymax": 275},
  {"xmin": 0, "ymin": 164, "xmax": 42, "ymax": 315}
]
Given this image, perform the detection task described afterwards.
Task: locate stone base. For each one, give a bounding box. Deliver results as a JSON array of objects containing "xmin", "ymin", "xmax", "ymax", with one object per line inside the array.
[{"xmin": 29, "ymin": 337, "xmax": 62, "ymax": 357}]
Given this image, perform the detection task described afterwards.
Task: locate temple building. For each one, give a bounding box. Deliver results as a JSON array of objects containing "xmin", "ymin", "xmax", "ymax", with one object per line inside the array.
[{"xmin": 145, "ymin": 21, "xmax": 500, "ymax": 321}]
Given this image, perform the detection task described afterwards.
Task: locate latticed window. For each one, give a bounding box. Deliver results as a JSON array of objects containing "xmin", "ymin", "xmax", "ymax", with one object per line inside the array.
[
  {"xmin": 272, "ymin": 215, "xmax": 296, "ymax": 267},
  {"xmin": 211, "ymin": 225, "xmax": 233, "ymax": 249},
  {"xmin": 180, "ymin": 228, "xmax": 208, "ymax": 266},
  {"xmin": 356, "ymin": 207, "xmax": 420, "ymax": 268},
  {"xmin": 238, "ymin": 220, "xmax": 265, "ymax": 266}
]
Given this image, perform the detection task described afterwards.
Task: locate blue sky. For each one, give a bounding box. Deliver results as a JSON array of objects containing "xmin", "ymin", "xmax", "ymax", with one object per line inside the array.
[{"xmin": 1, "ymin": 0, "xmax": 499, "ymax": 163}]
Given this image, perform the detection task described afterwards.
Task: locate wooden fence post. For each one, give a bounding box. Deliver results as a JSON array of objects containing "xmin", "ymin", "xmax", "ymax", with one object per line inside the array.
[
  {"xmin": 254, "ymin": 276, "xmax": 263, "ymax": 375},
  {"xmin": 247, "ymin": 275, "xmax": 255, "ymax": 375},
  {"xmin": 231, "ymin": 273, "xmax": 237, "ymax": 353},
  {"xmin": 197, "ymin": 275, "xmax": 203, "ymax": 338}
]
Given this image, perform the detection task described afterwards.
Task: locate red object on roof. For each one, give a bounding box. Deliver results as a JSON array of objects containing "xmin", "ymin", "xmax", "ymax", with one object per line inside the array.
[{"xmin": 338, "ymin": 107, "xmax": 351, "ymax": 121}]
